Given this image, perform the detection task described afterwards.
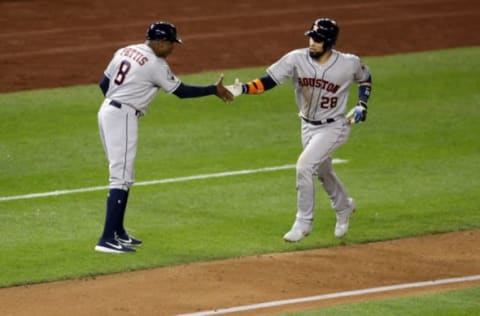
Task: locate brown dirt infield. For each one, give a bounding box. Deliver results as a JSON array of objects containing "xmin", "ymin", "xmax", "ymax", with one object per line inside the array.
[
  {"xmin": 0, "ymin": 0, "xmax": 479, "ymax": 315},
  {"xmin": 0, "ymin": 231, "xmax": 479, "ymax": 315}
]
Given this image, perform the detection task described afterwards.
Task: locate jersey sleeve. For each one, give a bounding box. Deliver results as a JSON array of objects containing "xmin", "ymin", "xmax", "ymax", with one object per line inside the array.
[
  {"xmin": 151, "ymin": 61, "xmax": 181, "ymax": 93},
  {"xmin": 353, "ymin": 57, "xmax": 371, "ymax": 83},
  {"xmin": 104, "ymin": 49, "xmax": 122, "ymax": 79},
  {"xmin": 266, "ymin": 51, "xmax": 297, "ymax": 85}
]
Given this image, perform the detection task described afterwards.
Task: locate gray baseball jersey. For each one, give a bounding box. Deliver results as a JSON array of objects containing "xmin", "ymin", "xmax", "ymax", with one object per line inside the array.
[
  {"xmin": 104, "ymin": 43, "xmax": 181, "ymax": 114},
  {"xmin": 267, "ymin": 48, "xmax": 370, "ymax": 121}
]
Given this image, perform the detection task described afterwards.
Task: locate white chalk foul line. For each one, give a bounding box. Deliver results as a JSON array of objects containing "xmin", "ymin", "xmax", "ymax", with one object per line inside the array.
[
  {"xmin": 177, "ymin": 275, "xmax": 480, "ymax": 316},
  {"xmin": 0, "ymin": 159, "xmax": 348, "ymax": 202}
]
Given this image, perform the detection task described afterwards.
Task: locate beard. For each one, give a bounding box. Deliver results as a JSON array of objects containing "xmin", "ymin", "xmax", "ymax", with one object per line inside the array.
[{"xmin": 309, "ymin": 49, "xmax": 326, "ymax": 59}]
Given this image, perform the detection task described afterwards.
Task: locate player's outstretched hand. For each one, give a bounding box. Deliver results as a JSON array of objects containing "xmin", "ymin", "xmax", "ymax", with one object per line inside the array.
[
  {"xmin": 215, "ymin": 74, "xmax": 234, "ymax": 103},
  {"xmin": 225, "ymin": 78, "xmax": 244, "ymax": 97}
]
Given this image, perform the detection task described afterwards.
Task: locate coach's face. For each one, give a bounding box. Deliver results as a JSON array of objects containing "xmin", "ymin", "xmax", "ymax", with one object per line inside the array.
[{"xmin": 152, "ymin": 40, "xmax": 175, "ymax": 58}]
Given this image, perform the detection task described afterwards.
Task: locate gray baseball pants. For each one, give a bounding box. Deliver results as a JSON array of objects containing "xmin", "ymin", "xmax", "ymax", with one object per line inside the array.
[{"xmin": 295, "ymin": 118, "xmax": 351, "ymax": 223}]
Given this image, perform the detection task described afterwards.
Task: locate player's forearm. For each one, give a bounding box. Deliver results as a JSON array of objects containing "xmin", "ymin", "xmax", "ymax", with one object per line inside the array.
[
  {"xmin": 224, "ymin": 75, "xmax": 277, "ymax": 97},
  {"xmin": 358, "ymin": 75, "xmax": 372, "ymax": 104},
  {"xmin": 172, "ymin": 83, "xmax": 217, "ymax": 99},
  {"xmin": 242, "ymin": 75, "xmax": 277, "ymax": 94}
]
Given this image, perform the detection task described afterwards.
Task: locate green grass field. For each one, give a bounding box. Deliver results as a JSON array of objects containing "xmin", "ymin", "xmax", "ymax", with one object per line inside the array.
[
  {"xmin": 1, "ymin": 47, "xmax": 479, "ymax": 314},
  {"xmin": 281, "ymin": 286, "xmax": 480, "ymax": 316}
]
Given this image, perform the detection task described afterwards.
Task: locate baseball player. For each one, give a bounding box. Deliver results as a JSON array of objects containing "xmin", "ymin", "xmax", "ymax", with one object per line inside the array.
[
  {"xmin": 95, "ymin": 21, "xmax": 233, "ymax": 254},
  {"xmin": 226, "ymin": 18, "xmax": 372, "ymax": 242}
]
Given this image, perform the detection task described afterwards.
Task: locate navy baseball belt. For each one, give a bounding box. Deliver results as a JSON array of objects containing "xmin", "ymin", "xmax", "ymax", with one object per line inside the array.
[
  {"xmin": 301, "ymin": 117, "xmax": 336, "ymax": 125},
  {"xmin": 109, "ymin": 100, "xmax": 142, "ymax": 117}
]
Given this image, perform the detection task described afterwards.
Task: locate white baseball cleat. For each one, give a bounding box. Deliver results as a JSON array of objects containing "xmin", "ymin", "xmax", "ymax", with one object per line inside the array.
[
  {"xmin": 283, "ymin": 221, "xmax": 312, "ymax": 242},
  {"xmin": 335, "ymin": 198, "xmax": 356, "ymax": 238}
]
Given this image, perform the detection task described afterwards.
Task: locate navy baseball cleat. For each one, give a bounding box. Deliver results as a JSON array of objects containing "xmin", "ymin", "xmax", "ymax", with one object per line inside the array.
[
  {"xmin": 95, "ymin": 238, "xmax": 136, "ymax": 254},
  {"xmin": 116, "ymin": 233, "xmax": 143, "ymax": 247}
]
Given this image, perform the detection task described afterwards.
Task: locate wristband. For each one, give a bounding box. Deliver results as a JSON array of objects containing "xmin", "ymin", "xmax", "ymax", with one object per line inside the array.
[
  {"xmin": 245, "ymin": 79, "xmax": 265, "ymax": 94},
  {"xmin": 358, "ymin": 85, "xmax": 371, "ymax": 103}
]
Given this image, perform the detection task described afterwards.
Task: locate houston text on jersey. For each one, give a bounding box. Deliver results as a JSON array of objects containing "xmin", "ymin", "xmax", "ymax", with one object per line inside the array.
[{"xmin": 297, "ymin": 77, "xmax": 339, "ymax": 93}]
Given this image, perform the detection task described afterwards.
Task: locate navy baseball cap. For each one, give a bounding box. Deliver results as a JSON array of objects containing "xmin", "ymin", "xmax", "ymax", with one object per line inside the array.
[{"xmin": 146, "ymin": 21, "xmax": 183, "ymax": 44}]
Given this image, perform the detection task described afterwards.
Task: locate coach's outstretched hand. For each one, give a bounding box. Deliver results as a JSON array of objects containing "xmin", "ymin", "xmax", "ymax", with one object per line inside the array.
[
  {"xmin": 225, "ymin": 78, "xmax": 244, "ymax": 97},
  {"xmin": 215, "ymin": 74, "xmax": 234, "ymax": 103}
]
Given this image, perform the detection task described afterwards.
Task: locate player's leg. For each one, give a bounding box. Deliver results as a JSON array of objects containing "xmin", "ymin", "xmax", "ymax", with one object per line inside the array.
[
  {"xmin": 317, "ymin": 157, "xmax": 350, "ymax": 212},
  {"xmin": 115, "ymin": 188, "xmax": 142, "ymax": 247},
  {"xmin": 317, "ymin": 127, "xmax": 355, "ymax": 238},
  {"xmin": 111, "ymin": 111, "xmax": 142, "ymax": 247},
  {"xmin": 284, "ymin": 120, "xmax": 350, "ymax": 242},
  {"xmin": 115, "ymin": 189, "xmax": 129, "ymax": 237},
  {"xmin": 284, "ymin": 137, "xmax": 323, "ymax": 242},
  {"xmin": 102, "ymin": 188, "xmax": 129, "ymax": 240},
  {"xmin": 95, "ymin": 102, "xmax": 138, "ymax": 253},
  {"xmin": 284, "ymin": 123, "xmax": 326, "ymax": 242}
]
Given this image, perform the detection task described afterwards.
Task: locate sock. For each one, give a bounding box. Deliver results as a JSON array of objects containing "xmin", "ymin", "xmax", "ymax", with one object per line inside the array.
[
  {"xmin": 100, "ymin": 188, "xmax": 128, "ymax": 240},
  {"xmin": 116, "ymin": 189, "xmax": 130, "ymax": 237}
]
